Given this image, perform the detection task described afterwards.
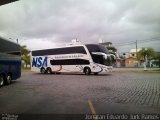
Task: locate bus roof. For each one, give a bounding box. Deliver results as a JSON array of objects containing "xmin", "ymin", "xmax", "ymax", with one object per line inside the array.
[{"xmin": 0, "ymin": 36, "xmax": 20, "ymax": 53}]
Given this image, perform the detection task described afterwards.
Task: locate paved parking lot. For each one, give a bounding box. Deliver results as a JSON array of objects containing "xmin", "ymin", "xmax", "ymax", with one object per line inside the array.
[{"xmin": 0, "ymin": 71, "xmax": 160, "ymax": 115}]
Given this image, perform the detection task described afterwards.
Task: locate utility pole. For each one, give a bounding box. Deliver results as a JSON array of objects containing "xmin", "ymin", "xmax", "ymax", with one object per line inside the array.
[
  {"xmin": 136, "ymin": 40, "xmax": 138, "ymax": 67},
  {"xmin": 16, "ymin": 39, "xmax": 19, "ymax": 44},
  {"xmin": 136, "ymin": 40, "xmax": 137, "ymax": 56}
]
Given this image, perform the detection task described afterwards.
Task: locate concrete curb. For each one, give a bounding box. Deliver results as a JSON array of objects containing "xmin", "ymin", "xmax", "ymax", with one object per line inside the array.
[{"xmin": 113, "ymin": 70, "xmax": 160, "ymax": 73}]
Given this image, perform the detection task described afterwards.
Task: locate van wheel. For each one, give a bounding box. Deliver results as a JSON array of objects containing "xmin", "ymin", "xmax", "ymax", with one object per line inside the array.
[
  {"xmin": 46, "ymin": 67, "xmax": 52, "ymax": 74},
  {"xmin": 84, "ymin": 67, "xmax": 91, "ymax": 75},
  {"xmin": 0, "ymin": 75, "xmax": 4, "ymax": 87},
  {"xmin": 5, "ymin": 74, "xmax": 12, "ymax": 85},
  {"xmin": 40, "ymin": 68, "xmax": 46, "ymax": 74}
]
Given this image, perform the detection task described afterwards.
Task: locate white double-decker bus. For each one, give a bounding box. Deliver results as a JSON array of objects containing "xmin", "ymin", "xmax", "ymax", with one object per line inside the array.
[{"xmin": 31, "ymin": 42, "xmax": 114, "ymax": 75}]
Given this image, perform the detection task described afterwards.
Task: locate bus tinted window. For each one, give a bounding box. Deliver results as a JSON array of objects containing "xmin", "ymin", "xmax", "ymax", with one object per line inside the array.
[
  {"xmin": 99, "ymin": 45, "xmax": 109, "ymax": 54},
  {"xmin": 86, "ymin": 44, "xmax": 100, "ymax": 52},
  {"xmin": 32, "ymin": 46, "xmax": 86, "ymax": 56},
  {"xmin": 91, "ymin": 54, "xmax": 104, "ymax": 64},
  {"xmin": 8, "ymin": 52, "xmax": 21, "ymax": 56},
  {"xmin": 50, "ymin": 59, "xmax": 90, "ymax": 65}
]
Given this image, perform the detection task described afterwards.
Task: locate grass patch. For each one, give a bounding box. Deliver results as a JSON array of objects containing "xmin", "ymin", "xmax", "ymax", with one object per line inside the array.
[{"xmin": 143, "ymin": 69, "xmax": 160, "ymax": 72}]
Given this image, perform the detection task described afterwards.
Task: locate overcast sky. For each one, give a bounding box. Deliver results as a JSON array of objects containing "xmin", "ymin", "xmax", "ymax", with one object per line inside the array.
[{"xmin": 0, "ymin": 0, "xmax": 160, "ymax": 53}]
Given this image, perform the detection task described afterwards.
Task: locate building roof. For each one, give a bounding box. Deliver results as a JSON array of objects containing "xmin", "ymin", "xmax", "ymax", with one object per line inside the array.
[
  {"xmin": 99, "ymin": 42, "xmax": 113, "ymax": 47},
  {"xmin": 130, "ymin": 48, "xmax": 141, "ymax": 53},
  {"xmin": 125, "ymin": 57, "xmax": 137, "ymax": 59}
]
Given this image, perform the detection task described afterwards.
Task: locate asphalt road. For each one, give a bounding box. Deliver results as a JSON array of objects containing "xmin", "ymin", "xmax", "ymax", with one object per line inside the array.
[{"xmin": 0, "ymin": 71, "xmax": 160, "ymax": 119}]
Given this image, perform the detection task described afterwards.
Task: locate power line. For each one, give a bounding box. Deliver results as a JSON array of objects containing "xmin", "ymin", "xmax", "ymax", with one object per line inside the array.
[
  {"xmin": 113, "ymin": 37, "xmax": 160, "ymax": 44},
  {"xmin": 113, "ymin": 38, "xmax": 160, "ymax": 46}
]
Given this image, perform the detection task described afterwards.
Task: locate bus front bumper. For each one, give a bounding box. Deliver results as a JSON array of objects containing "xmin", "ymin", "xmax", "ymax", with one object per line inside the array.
[{"xmin": 104, "ymin": 66, "xmax": 113, "ymax": 72}]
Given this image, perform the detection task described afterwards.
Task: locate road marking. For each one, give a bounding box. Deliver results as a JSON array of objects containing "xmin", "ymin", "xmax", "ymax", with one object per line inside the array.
[{"xmin": 88, "ymin": 100, "xmax": 97, "ymax": 115}]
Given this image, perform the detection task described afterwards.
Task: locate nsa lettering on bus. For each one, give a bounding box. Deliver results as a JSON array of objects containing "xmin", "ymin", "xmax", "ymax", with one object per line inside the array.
[{"xmin": 32, "ymin": 57, "xmax": 48, "ymax": 67}]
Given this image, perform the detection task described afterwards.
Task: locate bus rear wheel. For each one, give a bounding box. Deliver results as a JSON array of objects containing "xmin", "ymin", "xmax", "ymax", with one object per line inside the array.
[
  {"xmin": 0, "ymin": 75, "xmax": 4, "ymax": 87},
  {"xmin": 84, "ymin": 67, "xmax": 91, "ymax": 75},
  {"xmin": 40, "ymin": 68, "xmax": 46, "ymax": 74},
  {"xmin": 5, "ymin": 74, "xmax": 12, "ymax": 85}
]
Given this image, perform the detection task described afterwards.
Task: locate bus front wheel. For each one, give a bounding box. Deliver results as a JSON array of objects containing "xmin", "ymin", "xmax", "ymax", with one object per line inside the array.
[
  {"xmin": 46, "ymin": 67, "xmax": 52, "ymax": 74},
  {"xmin": 0, "ymin": 75, "xmax": 5, "ymax": 87},
  {"xmin": 84, "ymin": 67, "xmax": 91, "ymax": 75}
]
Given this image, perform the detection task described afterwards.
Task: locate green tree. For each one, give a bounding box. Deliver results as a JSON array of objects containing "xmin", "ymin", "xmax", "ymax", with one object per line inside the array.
[
  {"xmin": 106, "ymin": 46, "xmax": 117, "ymax": 55},
  {"xmin": 154, "ymin": 53, "xmax": 160, "ymax": 68},
  {"xmin": 137, "ymin": 48, "xmax": 155, "ymax": 70},
  {"xmin": 21, "ymin": 45, "xmax": 30, "ymax": 68}
]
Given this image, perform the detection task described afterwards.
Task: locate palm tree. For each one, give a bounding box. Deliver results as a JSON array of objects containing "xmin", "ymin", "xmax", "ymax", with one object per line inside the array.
[
  {"xmin": 21, "ymin": 45, "xmax": 30, "ymax": 68},
  {"xmin": 137, "ymin": 48, "xmax": 155, "ymax": 70}
]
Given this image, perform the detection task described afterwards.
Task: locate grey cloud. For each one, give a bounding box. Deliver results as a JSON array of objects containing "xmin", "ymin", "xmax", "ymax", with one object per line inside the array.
[{"xmin": 0, "ymin": 0, "xmax": 160, "ymax": 52}]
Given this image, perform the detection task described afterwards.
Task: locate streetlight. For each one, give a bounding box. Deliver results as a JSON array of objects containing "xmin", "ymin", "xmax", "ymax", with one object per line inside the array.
[
  {"xmin": 144, "ymin": 48, "xmax": 148, "ymax": 70},
  {"xmin": 16, "ymin": 39, "xmax": 18, "ymax": 44},
  {"xmin": 9, "ymin": 38, "xmax": 19, "ymax": 44}
]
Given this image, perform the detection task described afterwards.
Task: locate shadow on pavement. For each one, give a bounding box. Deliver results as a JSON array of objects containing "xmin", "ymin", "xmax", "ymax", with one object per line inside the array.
[{"xmin": 32, "ymin": 72, "xmax": 112, "ymax": 76}]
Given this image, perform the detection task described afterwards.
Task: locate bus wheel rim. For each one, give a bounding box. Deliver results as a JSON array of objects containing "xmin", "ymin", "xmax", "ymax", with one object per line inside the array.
[
  {"xmin": 7, "ymin": 75, "xmax": 11, "ymax": 84},
  {"xmin": 0, "ymin": 78, "xmax": 4, "ymax": 86}
]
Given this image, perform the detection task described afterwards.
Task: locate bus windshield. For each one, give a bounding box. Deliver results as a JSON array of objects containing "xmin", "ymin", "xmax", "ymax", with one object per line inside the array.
[
  {"xmin": 86, "ymin": 44, "xmax": 109, "ymax": 54},
  {"xmin": 86, "ymin": 44, "xmax": 112, "ymax": 66}
]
